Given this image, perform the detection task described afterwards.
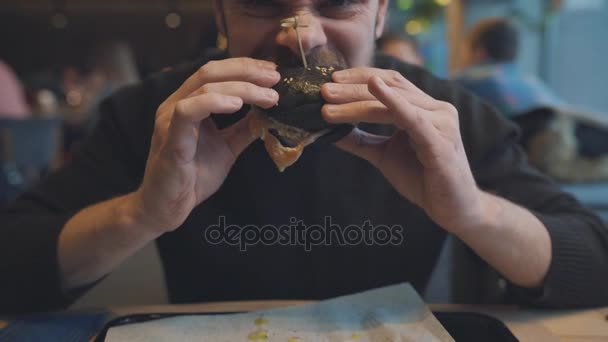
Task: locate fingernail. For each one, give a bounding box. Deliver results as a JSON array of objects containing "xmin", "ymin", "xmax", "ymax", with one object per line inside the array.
[
  {"xmin": 260, "ymin": 61, "xmax": 277, "ymax": 70},
  {"xmin": 266, "ymin": 89, "xmax": 278, "ymax": 98},
  {"xmin": 231, "ymin": 97, "xmax": 242, "ymax": 106},
  {"xmin": 324, "ymin": 104, "xmax": 336, "ymax": 115},
  {"xmin": 324, "ymin": 84, "xmax": 336, "ymax": 96},
  {"xmin": 267, "ymin": 70, "xmax": 280, "ymax": 79},
  {"xmin": 333, "ymin": 70, "xmax": 347, "ymax": 82}
]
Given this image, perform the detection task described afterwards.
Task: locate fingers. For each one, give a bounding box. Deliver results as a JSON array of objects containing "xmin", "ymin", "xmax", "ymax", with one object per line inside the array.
[
  {"xmin": 367, "ymin": 76, "xmax": 438, "ymax": 147},
  {"xmin": 163, "ymin": 93, "xmax": 243, "ymax": 163},
  {"xmin": 171, "ymin": 58, "xmax": 280, "ymax": 101},
  {"xmin": 324, "ymin": 80, "xmax": 439, "ymax": 112},
  {"xmin": 174, "ymin": 93, "xmax": 243, "ymax": 124},
  {"xmin": 323, "ymin": 100, "xmax": 394, "ymax": 126},
  {"xmin": 334, "ymin": 128, "xmax": 389, "ymax": 167},
  {"xmin": 322, "ymin": 83, "xmax": 376, "ymax": 104},
  {"xmin": 333, "ymin": 67, "xmax": 419, "ymax": 92},
  {"xmin": 332, "ymin": 67, "xmax": 440, "ymax": 109},
  {"xmin": 189, "ymin": 81, "xmax": 279, "ymax": 109},
  {"xmin": 322, "ymin": 82, "xmax": 439, "ymax": 135}
]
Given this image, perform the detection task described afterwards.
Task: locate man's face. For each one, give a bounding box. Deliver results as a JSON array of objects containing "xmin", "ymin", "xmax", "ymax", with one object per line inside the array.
[{"xmin": 214, "ymin": 0, "xmax": 388, "ymax": 68}]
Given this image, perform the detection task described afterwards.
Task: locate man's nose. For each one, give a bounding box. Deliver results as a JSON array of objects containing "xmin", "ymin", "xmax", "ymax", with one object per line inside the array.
[{"xmin": 275, "ymin": 12, "xmax": 327, "ymax": 58}]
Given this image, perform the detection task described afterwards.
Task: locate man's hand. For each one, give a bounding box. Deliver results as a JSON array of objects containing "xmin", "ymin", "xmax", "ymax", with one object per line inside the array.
[
  {"xmin": 58, "ymin": 59, "xmax": 280, "ymax": 290},
  {"xmin": 134, "ymin": 58, "xmax": 280, "ymax": 233},
  {"xmin": 322, "ymin": 67, "xmax": 552, "ymax": 288},
  {"xmin": 321, "ymin": 67, "xmax": 483, "ymax": 233}
]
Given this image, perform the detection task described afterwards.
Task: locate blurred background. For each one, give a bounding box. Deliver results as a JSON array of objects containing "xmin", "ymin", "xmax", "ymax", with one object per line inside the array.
[{"xmin": 1, "ymin": 0, "xmax": 607, "ymax": 308}]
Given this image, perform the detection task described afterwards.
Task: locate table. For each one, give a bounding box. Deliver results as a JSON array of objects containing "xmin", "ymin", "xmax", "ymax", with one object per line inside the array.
[
  {"xmin": 109, "ymin": 301, "xmax": 608, "ymax": 341},
  {"xmin": 2, "ymin": 301, "xmax": 607, "ymax": 341},
  {"xmin": 432, "ymin": 304, "xmax": 608, "ymax": 341}
]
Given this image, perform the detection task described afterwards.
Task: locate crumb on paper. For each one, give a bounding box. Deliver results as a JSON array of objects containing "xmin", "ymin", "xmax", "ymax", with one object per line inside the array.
[
  {"xmin": 248, "ymin": 328, "xmax": 269, "ymax": 341},
  {"xmin": 255, "ymin": 317, "xmax": 270, "ymax": 326}
]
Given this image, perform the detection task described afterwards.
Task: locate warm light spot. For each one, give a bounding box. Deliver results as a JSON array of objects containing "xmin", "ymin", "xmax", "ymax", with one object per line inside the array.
[
  {"xmin": 287, "ymin": 338, "xmax": 300, "ymax": 342},
  {"xmin": 405, "ymin": 20, "xmax": 423, "ymax": 35},
  {"xmin": 51, "ymin": 13, "xmax": 68, "ymax": 29},
  {"xmin": 351, "ymin": 332, "xmax": 361, "ymax": 340},
  {"xmin": 397, "ymin": 0, "xmax": 413, "ymax": 10},
  {"xmin": 165, "ymin": 12, "xmax": 181, "ymax": 29},
  {"xmin": 435, "ymin": 0, "xmax": 451, "ymax": 6},
  {"xmin": 66, "ymin": 90, "xmax": 82, "ymax": 107},
  {"xmin": 216, "ymin": 33, "xmax": 227, "ymax": 50}
]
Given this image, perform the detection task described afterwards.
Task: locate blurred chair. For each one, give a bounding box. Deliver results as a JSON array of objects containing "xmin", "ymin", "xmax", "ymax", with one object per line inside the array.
[
  {"xmin": 561, "ymin": 183, "xmax": 608, "ymax": 222},
  {"xmin": 0, "ymin": 117, "xmax": 62, "ymax": 204}
]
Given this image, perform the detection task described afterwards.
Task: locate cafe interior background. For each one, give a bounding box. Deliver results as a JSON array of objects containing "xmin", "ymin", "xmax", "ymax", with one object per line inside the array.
[{"xmin": 0, "ymin": 0, "xmax": 607, "ymax": 309}]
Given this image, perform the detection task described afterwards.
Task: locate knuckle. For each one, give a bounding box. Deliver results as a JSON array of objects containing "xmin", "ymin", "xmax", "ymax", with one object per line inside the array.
[
  {"xmin": 156, "ymin": 101, "xmax": 169, "ymax": 118},
  {"xmin": 200, "ymin": 83, "xmax": 212, "ymax": 94},
  {"xmin": 153, "ymin": 115, "xmax": 170, "ymax": 135},
  {"xmin": 439, "ymin": 101, "xmax": 457, "ymax": 114},
  {"xmin": 197, "ymin": 63, "xmax": 212, "ymax": 81},
  {"xmin": 388, "ymin": 70, "xmax": 404, "ymax": 84},
  {"xmin": 414, "ymin": 108, "xmax": 426, "ymax": 123},
  {"xmin": 354, "ymin": 101, "xmax": 366, "ymax": 113},
  {"xmin": 153, "ymin": 117, "xmax": 163, "ymax": 132},
  {"xmin": 241, "ymin": 58, "xmax": 255, "ymax": 75},
  {"xmin": 170, "ymin": 144, "xmax": 193, "ymax": 164},
  {"xmin": 356, "ymin": 85, "xmax": 368, "ymax": 98},
  {"xmin": 173, "ymin": 100, "xmax": 189, "ymax": 118}
]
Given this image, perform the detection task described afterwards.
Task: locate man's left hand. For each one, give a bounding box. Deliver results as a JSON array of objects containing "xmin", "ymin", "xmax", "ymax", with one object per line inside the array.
[{"xmin": 322, "ymin": 67, "xmax": 484, "ymax": 233}]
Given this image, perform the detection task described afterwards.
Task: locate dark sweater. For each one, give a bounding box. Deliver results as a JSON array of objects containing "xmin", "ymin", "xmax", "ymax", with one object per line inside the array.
[{"xmin": 2, "ymin": 53, "xmax": 608, "ymax": 314}]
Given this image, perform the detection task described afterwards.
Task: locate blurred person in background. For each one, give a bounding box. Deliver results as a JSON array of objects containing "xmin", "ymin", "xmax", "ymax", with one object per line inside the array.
[
  {"xmin": 0, "ymin": 60, "xmax": 31, "ymax": 119},
  {"xmin": 68, "ymin": 40, "xmax": 140, "ymax": 122},
  {"xmin": 377, "ymin": 31, "xmax": 424, "ymax": 67},
  {"xmin": 0, "ymin": 60, "xmax": 32, "ymax": 203},
  {"xmin": 455, "ymin": 18, "xmax": 608, "ymax": 182},
  {"xmin": 61, "ymin": 41, "xmax": 141, "ymax": 159}
]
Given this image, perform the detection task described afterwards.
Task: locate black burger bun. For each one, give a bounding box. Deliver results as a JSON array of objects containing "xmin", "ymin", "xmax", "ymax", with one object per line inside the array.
[{"xmin": 263, "ymin": 65, "xmax": 354, "ymax": 144}]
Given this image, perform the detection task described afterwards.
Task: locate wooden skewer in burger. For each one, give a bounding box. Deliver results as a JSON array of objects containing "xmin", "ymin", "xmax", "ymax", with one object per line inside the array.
[{"xmin": 249, "ymin": 16, "xmax": 354, "ymax": 172}]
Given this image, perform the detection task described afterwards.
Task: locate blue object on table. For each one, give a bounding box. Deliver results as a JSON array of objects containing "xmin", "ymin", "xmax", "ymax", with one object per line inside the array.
[{"xmin": 0, "ymin": 311, "xmax": 109, "ymax": 342}]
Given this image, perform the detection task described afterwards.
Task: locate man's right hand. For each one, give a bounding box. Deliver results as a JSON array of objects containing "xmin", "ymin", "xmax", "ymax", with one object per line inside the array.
[{"xmin": 132, "ymin": 58, "xmax": 280, "ymax": 233}]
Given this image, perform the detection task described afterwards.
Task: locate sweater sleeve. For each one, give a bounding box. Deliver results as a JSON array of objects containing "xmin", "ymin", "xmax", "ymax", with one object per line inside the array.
[
  {"xmin": 0, "ymin": 86, "xmax": 149, "ymax": 314},
  {"xmin": 389, "ymin": 56, "xmax": 608, "ymax": 308},
  {"xmin": 475, "ymin": 141, "xmax": 608, "ymax": 308}
]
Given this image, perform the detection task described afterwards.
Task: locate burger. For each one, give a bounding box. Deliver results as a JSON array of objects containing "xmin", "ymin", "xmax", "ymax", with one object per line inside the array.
[{"xmin": 249, "ymin": 65, "xmax": 354, "ymax": 171}]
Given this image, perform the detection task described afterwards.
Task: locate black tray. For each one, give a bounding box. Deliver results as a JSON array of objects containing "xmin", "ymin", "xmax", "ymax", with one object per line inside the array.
[{"xmin": 95, "ymin": 310, "xmax": 518, "ymax": 341}]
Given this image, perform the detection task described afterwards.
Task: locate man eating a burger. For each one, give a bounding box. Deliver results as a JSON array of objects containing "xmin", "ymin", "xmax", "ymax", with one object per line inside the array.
[{"xmin": 1, "ymin": 0, "xmax": 608, "ymax": 313}]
